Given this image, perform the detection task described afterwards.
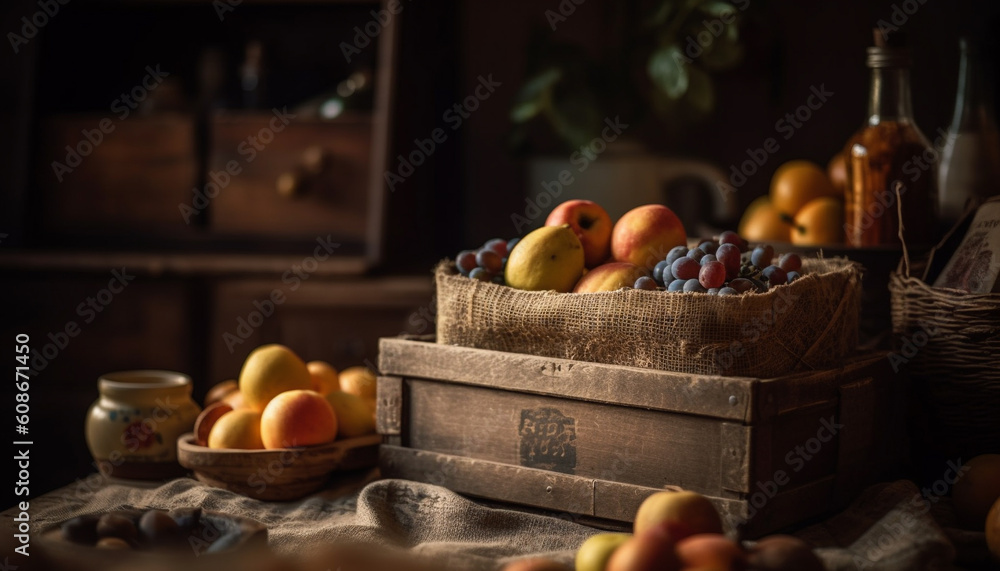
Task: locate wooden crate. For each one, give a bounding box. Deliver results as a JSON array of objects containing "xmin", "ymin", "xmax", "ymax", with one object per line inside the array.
[{"xmin": 375, "ymin": 338, "xmax": 905, "ymax": 537}]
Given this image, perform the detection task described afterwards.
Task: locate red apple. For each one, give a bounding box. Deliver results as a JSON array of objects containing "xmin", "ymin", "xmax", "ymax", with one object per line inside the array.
[
  {"xmin": 607, "ymin": 522, "xmax": 681, "ymax": 571},
  {"xmin": 546, "ymin": 200, "xmax": 613, "ymax": 268},
  {"xmin": 572, "ymin": 262, "xmax": 650, "ymax": 293},
  {"xmin": 611, "ymin": 204, "xmax": 686, "ymax": 270},
  {"xmin": 676, "ymin": 533, "xmax": 747, "ymax": 569},
  {"xmin": 633, "ymin": 490, "xmax": 724, "ymax": 540}
]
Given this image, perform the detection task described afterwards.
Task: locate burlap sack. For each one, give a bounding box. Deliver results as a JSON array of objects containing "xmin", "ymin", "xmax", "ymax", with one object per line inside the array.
[{"xmin": 436, "ymin": 257, "xmax": 862, "ymax": 377}]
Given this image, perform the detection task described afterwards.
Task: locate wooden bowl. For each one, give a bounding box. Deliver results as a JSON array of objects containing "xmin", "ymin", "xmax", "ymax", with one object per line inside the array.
[
  {"xmin": 37, "ymin": 509, "xmax": 267, "ymax": 570},
  {"xmin": 177, "ymin": 433, "xmax": 380, "ymax": 500}
]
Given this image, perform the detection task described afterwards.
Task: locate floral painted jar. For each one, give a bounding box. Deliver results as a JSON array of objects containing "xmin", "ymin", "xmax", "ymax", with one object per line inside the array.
[{"xmin": 85, "ymin": 370, "xmax": 201, "ymax": 479}]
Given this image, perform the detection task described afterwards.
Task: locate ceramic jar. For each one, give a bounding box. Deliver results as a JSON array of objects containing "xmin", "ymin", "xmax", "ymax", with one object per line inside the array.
[{"xmin": 85, "ymin": 370, "xmax": 201, "ymax": 479}]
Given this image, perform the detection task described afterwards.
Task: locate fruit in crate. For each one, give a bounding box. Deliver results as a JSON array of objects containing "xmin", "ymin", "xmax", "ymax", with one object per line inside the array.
[
  {"xmin": 239, "ymin": 344, "xmax": 312, "ymax": 412},
  {"xmin": 611, "ymin": 204, "xmax": 687, "ymax": 270},
  {"xmin": 306, "ymin": 360, "xmax": 340, "ymax": 395},
  {"xmin": 260, "ymin": 389, "xmax": 338, "ymax": 449},
  {"xmin": 545, "ymin": 199, "xmax": 613, "ymax": 268},
  {"xmin": 573, "ymin": 262, "xmax": 650, "ymax": 293},
  {"xmin": 505, "ymin": 225, "xmax": 585, "ymax": 292}
]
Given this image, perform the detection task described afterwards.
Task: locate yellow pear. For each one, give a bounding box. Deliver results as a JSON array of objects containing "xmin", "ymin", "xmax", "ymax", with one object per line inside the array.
[{"xmin": 504, "ymin": 225, "xmax": 585, "ymax": 292}]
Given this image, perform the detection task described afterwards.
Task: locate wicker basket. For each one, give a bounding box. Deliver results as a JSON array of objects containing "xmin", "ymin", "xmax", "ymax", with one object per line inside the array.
[{"xmin": 889, "ymin": 213, "xmax": 1000, "ymax": 459}]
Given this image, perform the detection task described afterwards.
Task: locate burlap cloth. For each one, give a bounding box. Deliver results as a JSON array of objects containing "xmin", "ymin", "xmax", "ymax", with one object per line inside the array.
[{"xmin": 10, "ymin": 473, "xmax": 987, "ymax": 570}]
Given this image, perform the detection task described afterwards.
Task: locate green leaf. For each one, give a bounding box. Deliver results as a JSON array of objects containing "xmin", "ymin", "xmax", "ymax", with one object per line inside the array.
[
  {"xmin": 684, "ymin": 66, "xmax": 715, "ymax": 116},
  {"xmin": 648, "ymin": 45, "xmax": 690, "ymax": 100},
  {"xmin": 510, "ymin": 68, "xmax": 562, "ymax": 123},
  {"xmin": 697, "ymin": 0, "xmax": 738, "ymax": 18}
]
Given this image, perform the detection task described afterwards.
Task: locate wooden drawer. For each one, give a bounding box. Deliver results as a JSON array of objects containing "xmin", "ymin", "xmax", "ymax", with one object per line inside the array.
[
  {"xmin": 208, "ymin": 112, "xmax": 373, "ymax": 246},
  {"xmin": 376, "ymin": 338, "xmax": 906, "ymax": 537},
  {"xmin": 38, "ymin": 113, "xmax": 197, "ymax": 235}
]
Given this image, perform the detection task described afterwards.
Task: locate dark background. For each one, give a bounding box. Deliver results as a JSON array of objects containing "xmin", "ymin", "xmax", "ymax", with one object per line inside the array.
[{"xmin": 1, "ymin": 0, "xmax": 998, "ymax": 509}]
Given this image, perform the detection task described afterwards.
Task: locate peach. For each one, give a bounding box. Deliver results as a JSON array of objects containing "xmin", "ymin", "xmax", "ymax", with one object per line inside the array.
[
  {"xmin": 546, "ymin": 199, "xmax": 613, "ymax": 268},
  {"xmin": 260, "ymin": 389, "xmax": 338, "ymax": 449},
  {"xmin": 500, "ymin": 558, "xmax": 572, "ymax": 571},
  {"xmin": 611, "ymin": 204, "xmax": 687, "ymax": 270},
  {"xmin": 676, "ymin": 533, "xmax": 746, "ymax": 569},
  {"xmin": 746, "ymin": 535, "xmax": 824, "ymax": 571},
  {"xmin": 607, "ymin": 522, "xmax": 681, "ymax": 571},
  {"xmin": 239, "ymin": 344, "xmax": 312, "ymax": 412},
  {"xmin": 207, "ymin": 409, "xmax": 264, "ymax": 450},
  {"xmin": 204, "ymin": 379, "xmax": 237, "ymax": 407},
  {"xmin": 573, "ymin": 262, "xmax": 650, "ymax": 293},
  {"xmin": 634, "ymin": 490, "xmax": 723, "ymax": 540},
  {"xmin": 306, "ymin": 360, "xmax": 340, "ymax": 394}
]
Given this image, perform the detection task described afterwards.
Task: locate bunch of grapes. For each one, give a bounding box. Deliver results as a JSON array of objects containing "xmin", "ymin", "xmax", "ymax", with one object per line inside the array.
[
  {"xmin": 454, "ymin": 237, "xmax": 520, "ymax": 284},
  {"xmin": 641, "ymin": 231, "xmax": 804, "ymax": 295}
]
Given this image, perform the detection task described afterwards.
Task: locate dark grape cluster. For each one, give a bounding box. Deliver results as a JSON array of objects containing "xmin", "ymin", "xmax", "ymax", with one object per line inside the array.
[
  {"xmin": 455, "ymin": 238, "xmax": 519, "ymax": 284},
  {"xmin": 637, "ymin": 231, "xmax": 804, "ymax": 294}
]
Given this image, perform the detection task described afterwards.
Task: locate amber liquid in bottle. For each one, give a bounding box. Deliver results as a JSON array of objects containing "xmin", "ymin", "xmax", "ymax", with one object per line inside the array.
[{"xmin": 844, "ymin": 37, "xmax": 937, "ymax": 248}]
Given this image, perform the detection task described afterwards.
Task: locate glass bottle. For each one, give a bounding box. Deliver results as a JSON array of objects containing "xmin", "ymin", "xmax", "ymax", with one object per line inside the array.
[
  {"xmin": 937, "ymin": 38, "xmax": 1000, "ymax": 227},
  {"xmin": 843, "ymin": 30, "xmax": 937, "ymax": 248}
]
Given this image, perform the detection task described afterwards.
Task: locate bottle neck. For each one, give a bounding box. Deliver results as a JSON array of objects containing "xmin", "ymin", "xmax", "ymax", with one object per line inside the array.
[
  {"xmin": 868, "ymin": 67, "xmax": 914, "ymax": 125},
  {"xmin": 951, "ymin": 43, "xmax": 996, "ymax": 131}
]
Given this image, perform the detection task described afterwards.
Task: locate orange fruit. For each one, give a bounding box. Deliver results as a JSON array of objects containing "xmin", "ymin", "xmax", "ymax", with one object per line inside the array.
[
  {"xmin": 326, "ymin": 391, "xmax": 377, "ymax": 439},
  {"xmin": 339, "ymin": 366, "xmax": 378, "ymax": 401},
  {"xmin": 260, "ymin": 389, "xmax": 338, "ymax": 449},
  {"xmin": 953, "ymin": 454, "xmax": 1000, "ymax": 530},
  {"xmin": 828, "ymin": 152, "xmax": 848, "ymax": 194},
  {"xmin": 770, "ymin": 160, "xmax": 839, "ymax": 217},
  {"xmin": 204, "ymin": 379, "xmax": 238, "ymax": 407},
  {"xmin": 791, "ymin": 197, "xmax": 844, "ymax": 245},
  {"xmin": 738, "ymin": 196, "xmax": 792, "ymax": 243},
  {"xmin": 306, "ymin": 360, "xmax": 339, "ymax": 395},
  {"xmin": 222, "ymin": 389, "xmax": 246, "ymax": 410},
  {"xmin": 194, "ymin": 401, "xmax": 233, "ymax": 446},
  {"xmin": 987, "ymin": 496, "xmax": 1000, "ymax": 562},
  {"xmin": 238, "ymin": 344, "xmax": 312, "ymax": 412},
  {"xmin": 207, "ymin": 409, "xmax": 264, "ymax": 450}
]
